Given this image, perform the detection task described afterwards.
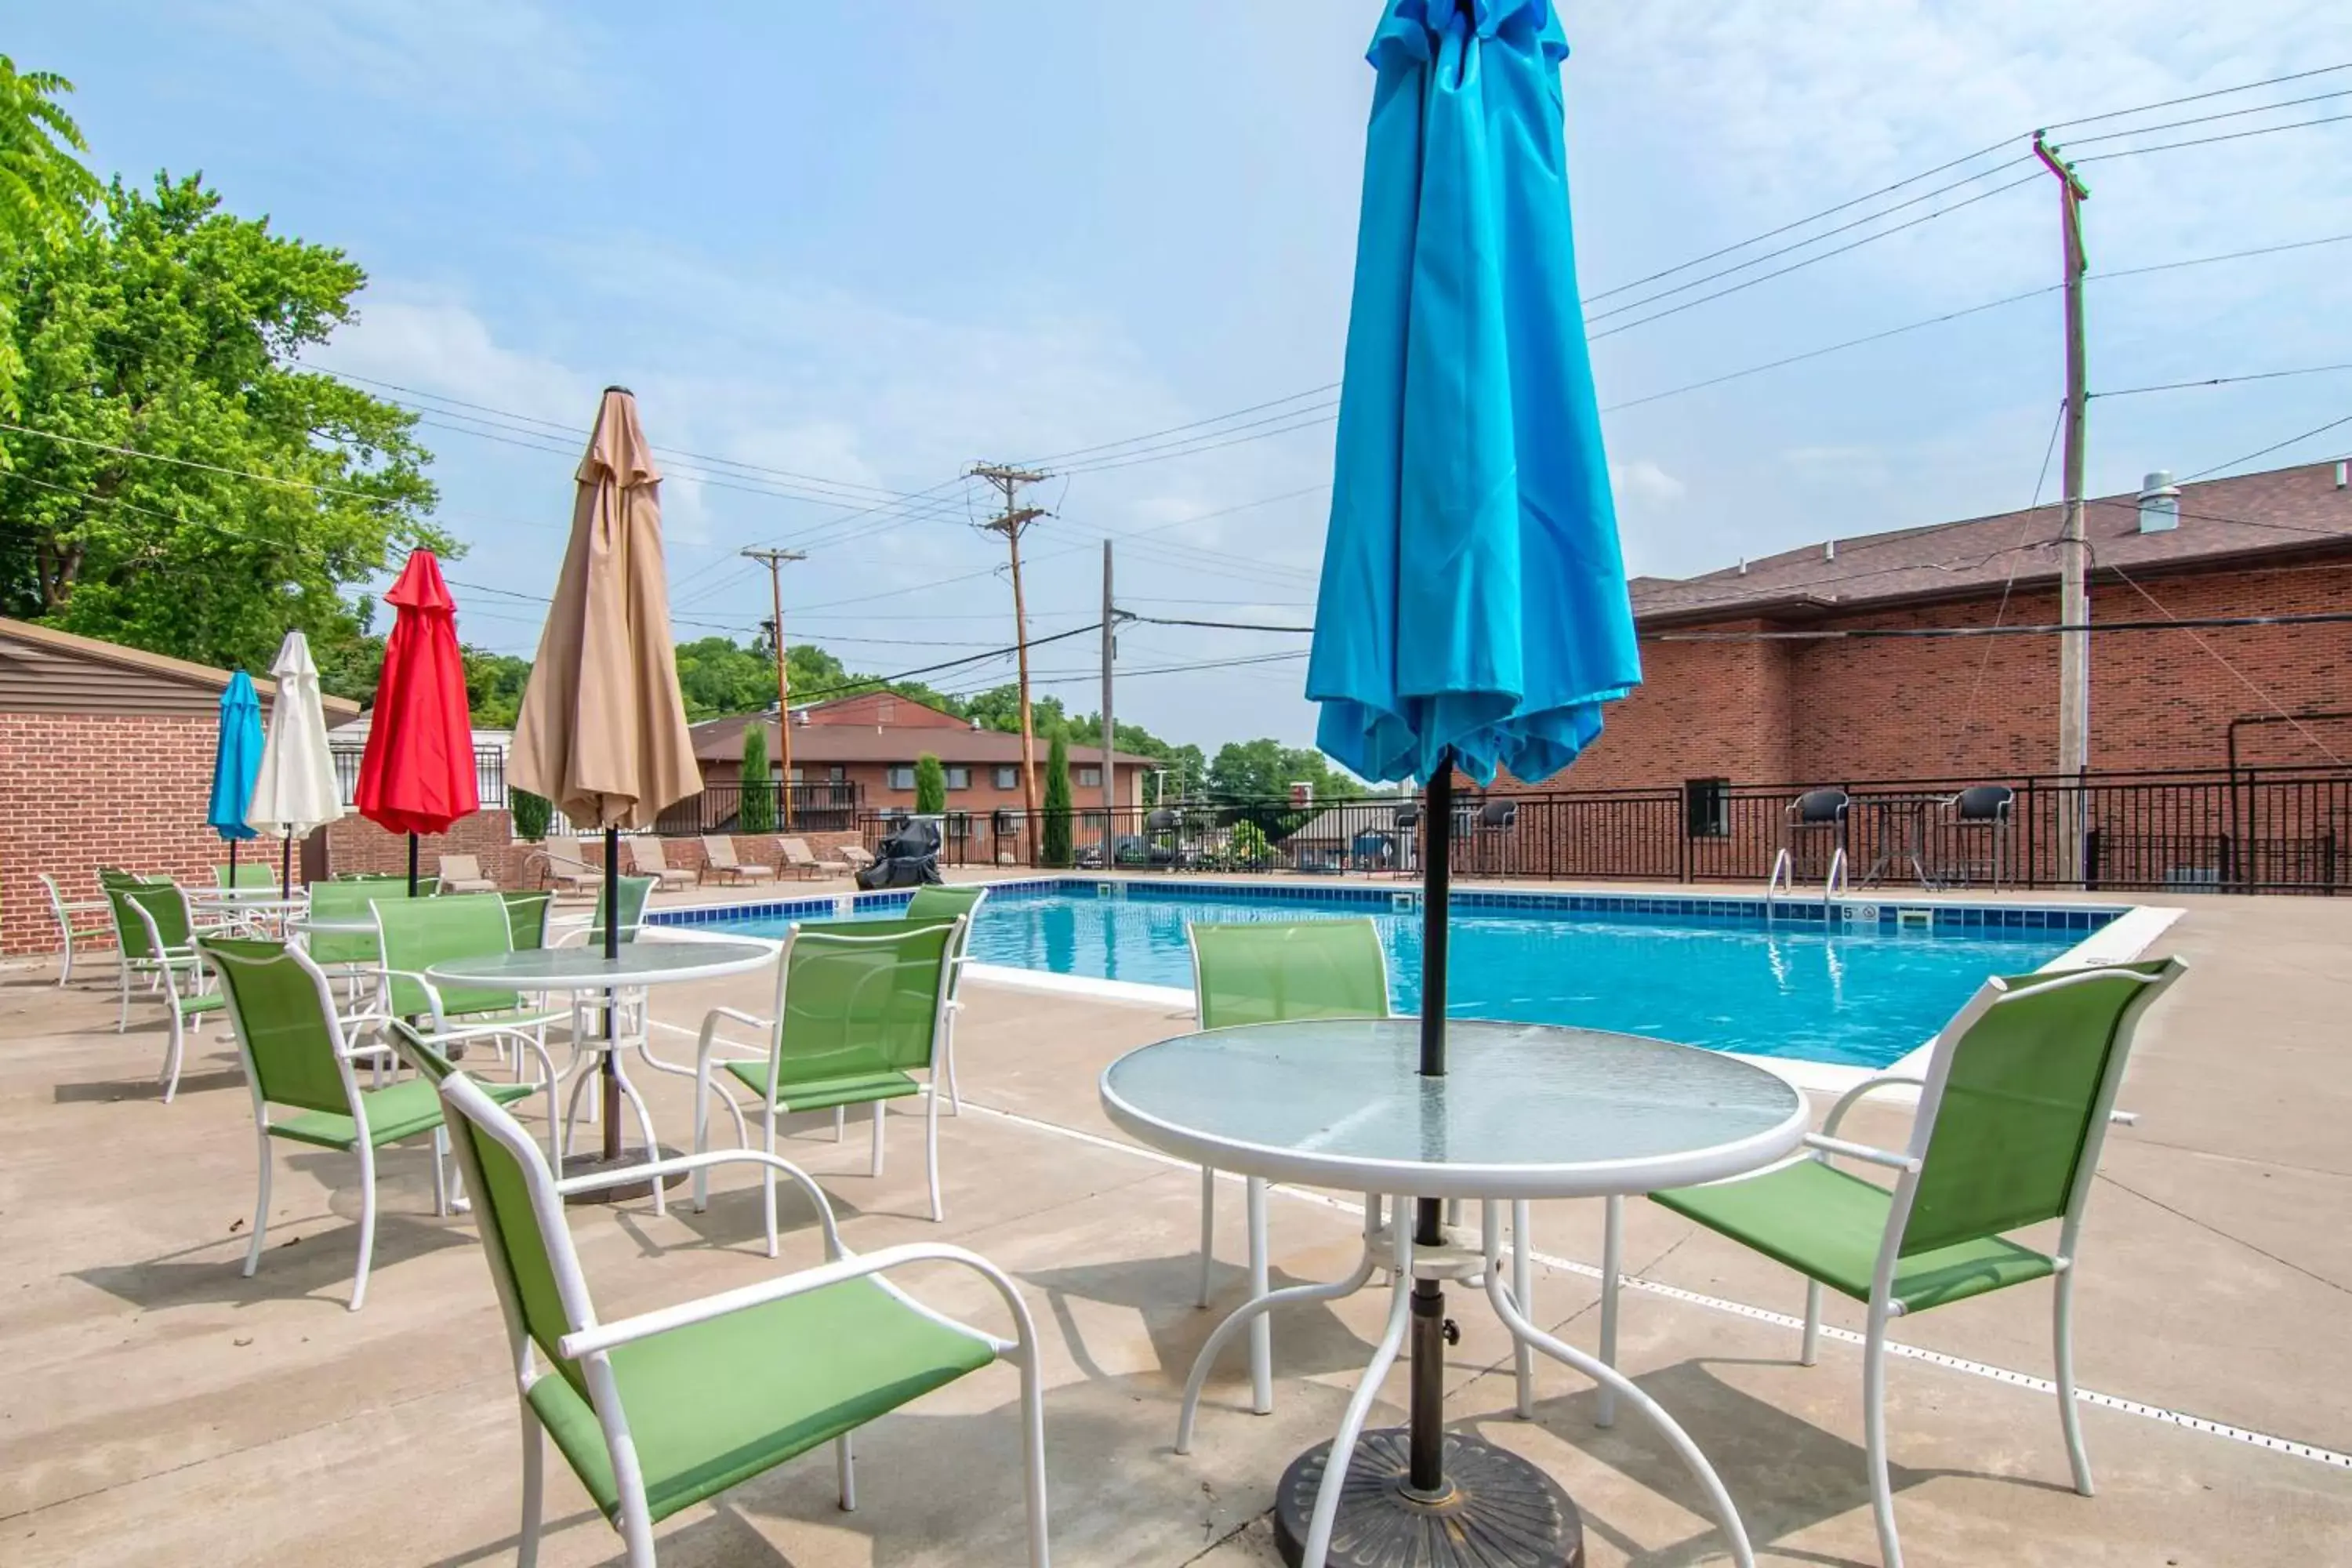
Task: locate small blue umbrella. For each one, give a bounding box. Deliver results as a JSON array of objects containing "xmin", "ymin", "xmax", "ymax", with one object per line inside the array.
[
  {"xmin": 209, "ymin": 670, "xmax": 264, "ymax": 881},
  {"xmin": 1296, "ymin": 3, "xmax": 1642, "ymax": 1559}
]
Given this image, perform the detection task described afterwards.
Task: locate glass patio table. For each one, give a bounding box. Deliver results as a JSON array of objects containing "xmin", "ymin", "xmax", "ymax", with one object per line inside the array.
[
  {"xmin": 1101, "ymin": 1018, "xmax": 1806, "ymax": 1568},
  {"xmin": 426, "ymin": 940, "xmax": 778, "ymax": 1206}
]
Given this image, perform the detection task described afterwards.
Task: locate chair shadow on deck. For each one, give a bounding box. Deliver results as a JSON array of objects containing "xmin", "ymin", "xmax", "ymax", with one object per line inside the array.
[{"xmin": 1459, "ymin": 1357, "xmax": 2077, "ymax": 1568}]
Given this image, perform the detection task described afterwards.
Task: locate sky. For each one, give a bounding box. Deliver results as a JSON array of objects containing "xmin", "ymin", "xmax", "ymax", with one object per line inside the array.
[{"xmin": 17, "ymin": 1, "xmax": 2352, "ymax": 753}]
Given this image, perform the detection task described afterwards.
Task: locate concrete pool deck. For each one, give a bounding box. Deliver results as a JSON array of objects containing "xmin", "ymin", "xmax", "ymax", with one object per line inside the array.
[{"xmin": 1, "ymin": 879, "xmax": 2347, "ymax": 1564}]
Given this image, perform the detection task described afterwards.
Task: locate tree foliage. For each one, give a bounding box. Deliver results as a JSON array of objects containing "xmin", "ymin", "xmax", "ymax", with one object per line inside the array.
[
  {"xmin": 0, "ymin": 172, "xmax": 445, "ymax": 673},
  {"xmin": 1041, "ymin": 733, "xmax": 1073, "ymax": 867},
  {"xmin": 0, "ymin": 56, "xmax": 99, "ymax": 401},
  {"xmin": 510, "ymin": 787, "xmax": 552, "ymax": 842},
  {"xmin": 1207, "ymin": 737, "xmax": 1363, "ymax": 804},
  {"xmin": 913, "ymin": 753, "xmax": 948, "ymax": 815},
  {"xmin": 738, "ymin": 724, "xmax": 775, "ymax": 833}
]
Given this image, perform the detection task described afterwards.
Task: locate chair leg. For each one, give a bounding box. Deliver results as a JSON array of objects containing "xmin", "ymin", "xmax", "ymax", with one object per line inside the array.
[
  {"xmin": 762, "ymin": 1109, "xmax": 781, "ymax": 1260},
  {"xmin": 1196, "ymin": 1165, "xmax": 1217, "ymax": 1308},
  {"xmin": 1512, "ymin": 1198, "xmax": 1534, "ymax": 1418},
  {"xmin": 1802, "ymin": 1279, "xmax": 1824, "ymax": 1367},
  {"xmin": 833, "ymin": 1105, "xmax": 846, "ymax": 1142},
  {"xmin": 836, "ymin": 1432, "xmax": 856, "ymax": 1512},
  {"xmin": 1863, "ymin": 1302, "xmax": 1903, "ymax": 1568},
  {"xmin": 350, "ymin": 1141, "xmax": 379, "ymax": 1312},
  {"xmin": 924, "ymin": 1083, "xmax": 943, "ymax": 1221},
  {"xmin": 1597, "ymin": 1193, "xmax": 1624, "ymax": 1428},
  {"xmin": 2055, "ymin": 1267, "xmax": 2094, "ymax": 1496},
  {"xmin": 517, "ymin": 1401, "xmax": 546, "ymax": 1568},
  {"xmin": 1246, "ymin": 1175, "xmax": 1272, "ymax": 1416},
  {"xmin": 117, "ymin": 963, "xmax": 132, "ymax": 1033},
  {"xmin": 1017, "ymin": 1340, "xmax": 1052, "ymax": 1568},
  {"xmin": 159, "ymin": 1003, "xmax": 184, "ymax": 1104},
  {"xmin": 943, "ymin": 1028, "xmax": 963, "ymax": 1116},
  {"xmin": 243, "ymin": 1131, "xmax": 273, "ymax": 1277},
  {"xmin": 692, "ymin": 1062, "xmax": 712, "ymax": 1212},
  {"xmin": 869, "ymin": 1100, "xmax": 887, "ymax": 1178},
  {"xmin": 431, "ymin": 1126, "xmax": 451, "ymax": 1218}
]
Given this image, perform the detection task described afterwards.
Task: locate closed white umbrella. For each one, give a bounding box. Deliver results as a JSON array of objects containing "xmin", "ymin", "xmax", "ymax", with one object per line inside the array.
[{"xmin": 247, "ymin": 630, "xmax": 346, "ymax": 895}]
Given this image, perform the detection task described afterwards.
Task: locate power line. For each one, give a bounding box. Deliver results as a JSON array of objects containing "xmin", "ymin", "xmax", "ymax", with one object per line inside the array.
[
  {"xmin": 2056, "ymin": 85, "xmax": 2352, "ymax": 147},
  {"xmin": 2039, "ymin": 61, "xmax": 2352, "ymax": 132},
  {"xmin": 2075, "ymin": 111, "xmax": 2352, "ymax": 164},
  {"xmin": 2093, "ymin": 362, "xmax": 2352, "ymax": 398},
  {"xmin": 2182, "ymin": 412, "xmax": 2352, "ymax": 480}
]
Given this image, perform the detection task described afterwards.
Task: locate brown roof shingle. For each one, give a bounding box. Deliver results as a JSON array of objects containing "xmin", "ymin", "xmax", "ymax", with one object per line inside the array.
[{"xmin": 1632, "ymin": 461, "xmax": 2352, "ymax": 626}]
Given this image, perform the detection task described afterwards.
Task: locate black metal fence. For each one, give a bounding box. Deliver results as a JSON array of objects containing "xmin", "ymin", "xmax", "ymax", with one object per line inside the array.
[
  {"xmin": 854, "ymin": 767, "xmax": 2352, "ymax": 895},
  {"xmin": 331, "ymin": 745, "xmax": 506, "ymax": 809},
  {"xmin": 652, "ymin": 780, "xmax": 862, "ymax": 837}
]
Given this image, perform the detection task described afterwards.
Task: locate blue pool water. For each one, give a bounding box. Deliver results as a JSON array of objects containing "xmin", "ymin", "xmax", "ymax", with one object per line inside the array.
[{"xmin": 696, "ymin": 884, "xmax": 2096, "ymax": 1069}]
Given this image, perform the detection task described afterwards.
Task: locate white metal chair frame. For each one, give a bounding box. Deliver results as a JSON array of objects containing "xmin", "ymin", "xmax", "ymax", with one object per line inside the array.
[
  {"xmin": 691, "ymin": 919, "xmax": 965, "ymax": 1243},
  {"xmin": 371, "ymin": 896, "xmax": 568, "ymax": 1076},
  {"xmin": 125, "ymin": 891, "xmax": 223, "ymax": 1103},
  {"xmin": 39, "ymin": 873, "xmax": 112, "ymax": 986},
  {"xmin": 436, "ymin": 1071, "xmax": 1051, "ymax": 1567},
  {"xmin": 1599, "ymin": 960, "xmax": 2184, "ymax": 1568},
  {"xmin": 203, "ymin": 940, "xmax": 562, "ymax": 1312}
]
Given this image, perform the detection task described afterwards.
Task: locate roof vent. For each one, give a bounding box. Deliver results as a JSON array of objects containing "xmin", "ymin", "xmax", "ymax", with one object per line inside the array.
[
  {"xmin": 2137, "ymin": 470, "xmax": 2181, "ymax": 533},
  {"xmin": 1824, "ymin": 539, "xmax": 1837, "ymax": 561},
  {"xmin": 2336, "ymin": 460, "xmax": 2347, "ymax": 490},
  {"xmin": 970, "ymin": 717, "xmax": 982, "ymax": 731},
  {"xmin": 793, "ymin": 709, "xmax": 810, "ymax": 726},
  {"xmin": 1737, "ymin": 557, "xmax": 1748, "ymax": 575}
]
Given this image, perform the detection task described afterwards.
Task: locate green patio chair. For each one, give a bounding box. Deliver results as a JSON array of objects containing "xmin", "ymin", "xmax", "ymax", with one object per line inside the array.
[
  {"xmin": 692, "ymin": 917, "xmax": 964, "ymax": 1240},
  {"xmin": 103, "ymin": 875, "xmax": 227, "ymax": 1033},
  {"xmin": 1180, "ymin": 920, "xmax": 1465, "ymax": 1418},
  {"xmin": 904, "ymin": 883, "xmax": 989, "ymax": 1116},
  {"xmin": 122, "ymin": 885, "xmax": 228, "ymax": 1102},
  {"xmin": 215, "ymin": 862, "xmax": 277, "ymax": 889},
  {"xmin": 549, "ymin": 872, "xmax": 659, "ymax": 947},
  {"xmin": 433, "ymin": 1070, "xmax": 1049, "ymax": 1567},
  {"xmin": 303, "ymin": 878, "xmax": 430, "ymax": 1005},
  {"xmin": 198, "ymin": 936, "xmax": 551, "ymax": 1311},
  {"xmin": 373, "ymin": 893, "xmax": 568, "ymax": 1073},
  {"xmin": 1630, "ymin": 957, "xmax": 2187, "ymax": 1568},
  {"xmin": 549, "ymin": 873, "xmax": 661, "ymax": 1080},
  {"xmin": 38, "ymin": 873, "xmax": 113, "ymax": 987},
  {"xmin": 503, "ymin": 890, "xmax": 554, "ymax": 952}
]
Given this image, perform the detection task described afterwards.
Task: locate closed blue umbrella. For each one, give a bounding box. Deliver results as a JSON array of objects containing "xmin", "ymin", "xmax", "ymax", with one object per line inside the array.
[
  {"xmin": 209, "ymin": 671, "xmax": 264, "ymax": 881},
  {"xmin": 1298, "ymin": 2, "xmax": 1641, "ymax": 1562}
]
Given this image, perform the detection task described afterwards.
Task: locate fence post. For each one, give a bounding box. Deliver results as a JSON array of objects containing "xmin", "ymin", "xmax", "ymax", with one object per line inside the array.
[{"xmin": 2083, "ymin": 824, "xmax": 2101, "ymax": 891}]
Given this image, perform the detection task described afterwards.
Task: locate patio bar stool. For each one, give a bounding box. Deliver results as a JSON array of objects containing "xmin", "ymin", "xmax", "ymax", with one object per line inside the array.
[{"xmin": 1940, "ymin": 784, "xmax": 2016, "ymax": 889}]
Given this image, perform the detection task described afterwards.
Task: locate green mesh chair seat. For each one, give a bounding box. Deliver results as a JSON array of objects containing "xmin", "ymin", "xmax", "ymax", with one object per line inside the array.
[
  {"xmin": 432, "ymin": 1068, "xmax": 1051, "ymax": 1563},
  {"xmin": 502, "ymin": 891, "xmax": 554, "ymax": 951},
  {"xmin": 1635, "ymin": 957, "xmax": 2186, "ymax": 1568},
  {"xmin": 902, "ymin": 886, "xmax": 987, "ymax": 1116},
  {"xmin": 694, "ymin": 917, "xmax": 963, "ymax": 1234},
  {"xmin": 217, "ymin": 862, "xmax": 277, "ymax": 889},
  {"xmin": 530, "ymin": 1275, "xmax": 994, "ymax": 1525},
  {"xmin": 1653, "ymin": 1157, "xmax": 2056, "ymax": 1312},
  {"xmin": 375, "ymin": 894, "xmax": 565, "ymax": 1037},
  {"xmin": 304, "ymin": 879, "xmax": 430, "ymax": 970},
  {"xmin": 268, "ymin": 1073, "xmax": 533, "ymax": 1149}
]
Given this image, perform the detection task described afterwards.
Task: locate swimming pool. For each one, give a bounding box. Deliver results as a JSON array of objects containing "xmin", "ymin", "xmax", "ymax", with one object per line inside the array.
[{"xmin": 679, "ymin": 880, "xmax": 2126, "ymax": 1070}]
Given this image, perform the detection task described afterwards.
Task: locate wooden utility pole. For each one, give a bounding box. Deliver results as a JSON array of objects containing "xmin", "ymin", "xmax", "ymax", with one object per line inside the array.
[
  {"xmin": 970, "ymin": 463, "xmax": 1049, "ymax": 825},
  {"xmin": 2035, "ymin": 132, "xmax": 2092, "ymax": 877},
  {"xmin": 741, "ymin": 546, "xmax": 806, "ymax": 827},
  {"xmin": 1099, "ymin": 540, "xmax": 1117, "ymax": 815}
]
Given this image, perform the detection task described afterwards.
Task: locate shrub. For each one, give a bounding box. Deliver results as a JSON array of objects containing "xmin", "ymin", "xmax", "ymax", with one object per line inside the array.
[
  {"xmin": 1042, "ymin": 735, "xmax": 1073, "ymax": 867},
  {"xmin": 739, "ymin": 725, "xmax": 775, "ymax": 833},
  {"xmin": 511, "ymin": 787, "xmax": 551, "ymax": 842},
  {"xmin": 914, "ymin": 753, "xmax": 948, "ymax": 815},
  {"xmin": 1229, "ymin": 819, "xmax": 1271, "ymax": 866}
]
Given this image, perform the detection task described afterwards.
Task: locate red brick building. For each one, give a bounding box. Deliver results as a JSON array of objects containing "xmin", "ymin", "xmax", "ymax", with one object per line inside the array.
[
  {"xmin": 0, "ymin": 619, "xmax": 361, "ymax": 955},
  {"xmin": 1509, "ymin": 460, "xmax": 2352, "ymax": 794},
  {"xmin": 692, "ymin": 690, "xmax": 1156, "ymax": 813}
]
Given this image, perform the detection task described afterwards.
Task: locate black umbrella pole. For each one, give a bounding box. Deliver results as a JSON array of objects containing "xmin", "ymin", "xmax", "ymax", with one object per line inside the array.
[
  {"xmin": 280, "ymin": 833, "xmax": 293, "ymax": 900},
  {"xmin": 407, "ymin": 833, "xmax": 420, "ymax": 897},
  {"xmin": 602, "ymin": 826, "xmax": 622, "ymax": 1163},
  {"xmin": 1410, "ymin": 757, "xmax": 1454, "ymax": 1495}
]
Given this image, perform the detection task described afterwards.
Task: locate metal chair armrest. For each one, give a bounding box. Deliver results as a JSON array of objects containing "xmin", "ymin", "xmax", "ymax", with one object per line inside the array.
[
  {"xmin": 1802, "ymin": 1131, "xmax": 1920, "ymax": 1172},
  {"xmin": 1821, "ymin": 1073, "xmax": 1928, "ymax": 1138},
  {"xmin": 553, "ymin": 1148, "xmax": 841, "ymax": 1251}
]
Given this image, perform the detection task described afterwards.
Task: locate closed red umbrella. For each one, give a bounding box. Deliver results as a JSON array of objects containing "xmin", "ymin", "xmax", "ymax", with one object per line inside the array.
[{"xmin": 358, "ymin": 550, "xmax": 479, "ymax": 889}]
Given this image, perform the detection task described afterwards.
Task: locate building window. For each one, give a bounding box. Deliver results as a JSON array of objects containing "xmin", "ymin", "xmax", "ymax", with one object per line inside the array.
[
  {"xmin": 887, "ymin": 765, "xmax": 916, "ymax": 791},
  {"xmin": 828, "ymin": 766, "xmax": 847, "ymax": 783},
  {"xmin": 787, "ymin": 766, "xmax": 804, "ymax": 783},
  {"xmin": 945, "ymin": 766, "xmax": 971, "ymax": 790},
  {"xmin": 1684, "ymin": 777, "xmax": 1732, "ymax": 838},
  {"xmin": 994, "ymin": 765, "xmax": 1018, "ymax": 790},
  {"xmin": 1077, "ymin": 765, "xmax": 1102, "ymax": 788}
]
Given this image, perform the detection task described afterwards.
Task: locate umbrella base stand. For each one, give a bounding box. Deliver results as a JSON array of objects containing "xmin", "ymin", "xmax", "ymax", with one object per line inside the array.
[
  {"xmin": 1272, "ymin": 1429, "xmax": 1582, "ymax": 1567},
  {"xmin": 561, "ymin": 1145, "xmax": 689, "ymax": 1206}
]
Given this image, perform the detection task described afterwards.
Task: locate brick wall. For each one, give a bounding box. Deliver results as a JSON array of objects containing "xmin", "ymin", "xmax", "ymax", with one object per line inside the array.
[
  {"xmin": 1489, "ymin": 561, "xmax": 2352, "ymax": 796},
  {"xmin": 325, "ymin": 810, "xmax": 531, "ymax": 887},
  {"xmin": 0, "ymin": 713, "xmax": 271, "ymax": 955}
]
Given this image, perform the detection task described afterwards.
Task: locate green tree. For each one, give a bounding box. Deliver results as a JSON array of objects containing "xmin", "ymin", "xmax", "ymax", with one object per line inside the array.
[
  {"xmin": 510, "ymin": 787, "xmax": 552, "ymax": 842},
  {"xmin": 0, "ymin": 56, "xmax": 100, "ymax": 401},
  {"xmin": 461, "ymin": 648, "xmax": 532, "ymax": 727},
  {"xmin": 0, "ymin": 172, "xmax": 445, "ymax": 670},
  {"xmin": 1041, "ymin": 733, "xmax": 1073, "ymax": 867},
  {"xmin": 738, "ymin": 724, "xmax": 775, "ymax": 833},
  {"xmin": 913, "ymin": 753, "xmax": 948, "ymax": 814},
  {"xmin": 1207, "ymin": 738, "xmax": 1362, "ymax": 804}
]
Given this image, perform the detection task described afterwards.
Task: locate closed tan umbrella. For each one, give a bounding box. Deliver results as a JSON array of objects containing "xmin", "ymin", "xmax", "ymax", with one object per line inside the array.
[{"xmin": 510, "ymin": 386, "xmax": 701, "ymax": 1175}]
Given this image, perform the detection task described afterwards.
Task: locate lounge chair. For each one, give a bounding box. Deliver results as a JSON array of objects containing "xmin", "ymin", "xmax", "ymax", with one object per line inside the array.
[
  {"xmin": 1622, "ymin": 957, "xmax": 2187, "ymax": 1567},
  {"xmin": 432, "ymin": 1067, "xmax": 1050, "ymax": 1566},
  {"xmin": 526, "ymin": 846, "xmax": 603, "ymax": 899},
  {"xmin": 777, "ymin": 837, "xmax": 832, "ymax": 880},
  {"xmin": 435, "ymin": 852, "xmax": 499, "ymax": 895},
  {"xmin": 38, "ymin": 873, "xmax": 112, "ymax": 986},
  {"xmin": 622, "ymin": 836, "xmax": 695, "ymax": 891},
  {"xmin": 699, "ymin": 835, "xmax": 778, "ymax": 885}
]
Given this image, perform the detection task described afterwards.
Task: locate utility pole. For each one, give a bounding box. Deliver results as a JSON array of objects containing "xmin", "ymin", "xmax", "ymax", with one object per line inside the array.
[
  {"xmin": 2035, "ymin": 132, "xmax": 2092, "ymax": 878},
  {"xmin": 741, "ymin": 546, "xmax": 806, "ymax": 828},
  {"xmin": 970, "ymin": 463, "xmax": 1050, "ymax": 826},
  {"xmin": 1099, "ymin": 540, "xmax": 1118, "ymax": 815}
]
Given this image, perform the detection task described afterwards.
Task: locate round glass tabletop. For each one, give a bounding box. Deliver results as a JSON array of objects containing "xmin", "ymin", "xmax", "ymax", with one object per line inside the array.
[
  {"xmin": 1101, "ymin": 1018, "xmax": 1807, "ymax": 1200},
  {"xmin": 425, "ymin": 941, "xmax": 777, "ymax": 990}
]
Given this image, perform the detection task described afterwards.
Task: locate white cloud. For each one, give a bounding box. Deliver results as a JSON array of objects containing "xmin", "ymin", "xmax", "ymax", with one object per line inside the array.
[
  {"xmin": 1610, "ymin": 458, "xmax": 1687, "ymax": 509},
  {"xmin": 204, "ymin": 0, "xmax": 597, "ymax": 119}
]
